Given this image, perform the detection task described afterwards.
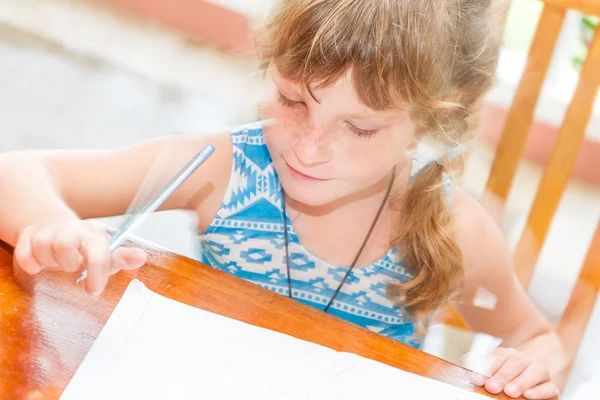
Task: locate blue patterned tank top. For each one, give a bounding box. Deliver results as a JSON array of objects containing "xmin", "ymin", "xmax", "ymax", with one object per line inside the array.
[{"xmin": 199, "ymin": 121, "xmax": 451, "ymax": 348}]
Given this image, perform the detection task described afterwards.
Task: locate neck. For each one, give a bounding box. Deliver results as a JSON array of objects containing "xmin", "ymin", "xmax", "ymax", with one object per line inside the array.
[{"xmin": 283, "ymin": 157, "xmax": 412, "ymax": 267}]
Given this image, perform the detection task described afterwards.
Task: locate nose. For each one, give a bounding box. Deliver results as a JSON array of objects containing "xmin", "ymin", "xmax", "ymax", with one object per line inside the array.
[{"xmin": 292, "ymin": 124, "xmax": 333, "ymax": 167}]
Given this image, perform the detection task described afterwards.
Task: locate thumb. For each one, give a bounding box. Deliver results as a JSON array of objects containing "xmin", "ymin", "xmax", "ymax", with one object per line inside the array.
[{"xmin": 109, "ymin": 247, "xmax": 147, "ymax": 275}]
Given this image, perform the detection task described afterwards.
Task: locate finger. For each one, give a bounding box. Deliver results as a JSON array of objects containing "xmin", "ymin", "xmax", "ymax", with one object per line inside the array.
[
  {"xmin": 524, "ymin": 382, "xmax": 560, "ymax": 399},
  {"xmin": 14, "ymin": 226, "xmax": 44, "ymax": 274},
  {"xmin": 81, "ymin": 234, "xmax": 111, "ymax": 296},
  {"xmin": 504, "ymin": 361, "xmax": 551, "ymax": 398},
  {"xmin": 84, "ymin": 220, "xmax": 113, "ymax": 240},
  {"xmin": 51, "ymin": 226, "xmax": 85, "ymax": 273},
  {"xmin": 29, "ymin": 227, "xmax": 59, "ymax": 268},
  {"xmin": 109, "ymin": 247, "xmax": 147, "ymax": 275},
  {"xmin": 463, "ymin": 352, "xmax": 497, "ymax": 382},
  {"xmin": 489, "ymin": 348, "xmax": 518, "ymax": 375},
  {"xmin": 486, "ymin": 352, "xmax": 535, "ymax": 395}
]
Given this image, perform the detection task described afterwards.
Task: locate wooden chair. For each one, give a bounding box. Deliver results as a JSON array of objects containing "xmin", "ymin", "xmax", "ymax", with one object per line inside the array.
[
  {"xmin": 555, "ymin": 222, "xmax": 600, "ymax": 387},
  {"xmin": 441, "ymin": 0, "xmax": 600, "ymax": 390}
]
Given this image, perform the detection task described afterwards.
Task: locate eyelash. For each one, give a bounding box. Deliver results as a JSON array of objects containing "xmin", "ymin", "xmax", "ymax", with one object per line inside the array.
[
  {"xmin": 276, "ymin": 91, "xmax": 304, "ymax": 108},
  {"xmin": 344, "ymin": 123, "xmax": 379, "ymax": 138},
  {"xmin": 276, "ymin": 91, "xmax": 379, "ymax": 138}
]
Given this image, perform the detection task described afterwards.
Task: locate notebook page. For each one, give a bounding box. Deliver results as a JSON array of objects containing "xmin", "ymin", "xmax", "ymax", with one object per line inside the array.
[{"xmin": 61, "ymin": 280, "xmax": 488, "ymax": 400}]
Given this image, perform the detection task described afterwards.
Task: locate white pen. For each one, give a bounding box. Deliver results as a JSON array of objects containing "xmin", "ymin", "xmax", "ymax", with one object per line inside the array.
[{"xmin": 76, "ymin": 144, "xmax": 215, "ymax": 284}]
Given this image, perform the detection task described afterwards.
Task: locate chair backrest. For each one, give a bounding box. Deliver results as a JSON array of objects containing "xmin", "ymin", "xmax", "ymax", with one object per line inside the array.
[
  {"xmin": 486, "ymin": 1, "xmax": 600, "ymax": 288},
  {"xmin": 441, "ymin": 222, "xmax": 600, "ymax": 390},
  {"xmin": 442, "ymin": 0, "xmax": 600, "ymax": 389}
]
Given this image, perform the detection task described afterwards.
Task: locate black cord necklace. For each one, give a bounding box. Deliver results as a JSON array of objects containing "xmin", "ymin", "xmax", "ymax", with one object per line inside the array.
[{"xmin": 281, "ymin": 167, "xmax": 396, "ymax": 313}]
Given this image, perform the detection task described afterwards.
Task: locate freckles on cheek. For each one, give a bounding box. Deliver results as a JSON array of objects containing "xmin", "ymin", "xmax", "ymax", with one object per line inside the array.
[
  {"xmin": 261, "ymin": 102, "xmax": 293, "ymax": 131},
  {"xmin": 273, "ymin": 109, "xmax": 306, "ymax": 143},
  {"xmin": 346, "ymin": 145, "xmax": 367, "ymax": 164},
  {"xmin": 283, "ymin": 109, "xmax": 305, "ymax": 128}
]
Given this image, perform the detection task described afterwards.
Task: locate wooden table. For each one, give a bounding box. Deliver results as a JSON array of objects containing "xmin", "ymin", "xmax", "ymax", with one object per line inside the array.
[{"xmin": 0, "ymin": 239, "xmax": 512, "ymax": 399}]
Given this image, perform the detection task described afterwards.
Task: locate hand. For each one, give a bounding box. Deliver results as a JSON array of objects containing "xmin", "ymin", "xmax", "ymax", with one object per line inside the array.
[
  {"xmin": 13, "ymin": 220, "xmax": 147, "ymax": 295},
  {"xmin": 473, "ymin": 347, "xmax": 559, "ymax": 399}
]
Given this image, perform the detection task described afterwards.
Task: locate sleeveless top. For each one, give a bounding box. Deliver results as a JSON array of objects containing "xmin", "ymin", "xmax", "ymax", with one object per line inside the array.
[{"xmin": 198, "ymin": 121, "xmax": 452, "ymax": 349}]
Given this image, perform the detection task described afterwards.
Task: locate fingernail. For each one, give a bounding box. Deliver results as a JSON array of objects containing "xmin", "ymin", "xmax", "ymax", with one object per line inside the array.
[
  {"xmin": 487, "ymin": 378, "xmax": 502, "ymax": 393},
  {"xmin": 90, "ymin": 291, "xmax": 101, "ymax": 297},
  {"xmin": 505, "ymin": 383, "xmax": 521, "ymax": 398},
  {"xmin": 524, "ymin": 389, "xmax": 537, "ymax": 398},
  {"xmin": 24, "ymin": 390, "xmax": 44, "ymax": 400},
  {"xmin": 471, "ymin": 375, "xmax": 486, "ymax": 387}
]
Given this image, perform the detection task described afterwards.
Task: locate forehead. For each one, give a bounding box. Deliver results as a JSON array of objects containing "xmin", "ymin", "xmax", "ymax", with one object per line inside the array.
[{"xmin": 271, "ymin": 64, "xmax": 405, "ymax": 121}]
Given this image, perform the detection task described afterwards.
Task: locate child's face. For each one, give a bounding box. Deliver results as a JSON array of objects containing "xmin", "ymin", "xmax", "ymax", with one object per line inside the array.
[{"xmin": 262, "ymin": 64, "xmax": 416, "ymax": 206}]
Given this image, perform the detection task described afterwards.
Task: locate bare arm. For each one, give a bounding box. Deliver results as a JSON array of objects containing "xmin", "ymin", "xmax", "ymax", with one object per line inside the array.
[
  {"xmin": 452, "ymin": 190, "xmax": 550, "ymax": 343},
  {"xmin": 0, "ymin": 132, "xmax": 233, "ymax": 246},
  {"xmin": 452, "ymin": 189, "xmax": 563, "ymax": 399}
]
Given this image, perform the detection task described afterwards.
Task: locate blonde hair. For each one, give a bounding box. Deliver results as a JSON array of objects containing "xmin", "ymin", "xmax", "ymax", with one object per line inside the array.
[{"xmin": 258, "ymin": 0, "xmax": 501, "ymax": 332}]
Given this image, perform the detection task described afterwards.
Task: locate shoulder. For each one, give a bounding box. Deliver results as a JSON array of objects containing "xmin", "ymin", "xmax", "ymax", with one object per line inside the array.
[
  {"xmin": 228, "ymin": 120, "xmax": 273, "ymax": 165},
  {"xmin": 450, "ymin": 189, "xmax": 514, "ymax": 290},
  {"xmin": 230, "ymin": 120, "xmax": 267, "ymax": 145},
  {"xmin": 195, "ymin": 121, "xmax": 276, "ymax": 229},
  {"xmin": 171, "ymin": 130, "xmax": 233, "ymax": 225}
]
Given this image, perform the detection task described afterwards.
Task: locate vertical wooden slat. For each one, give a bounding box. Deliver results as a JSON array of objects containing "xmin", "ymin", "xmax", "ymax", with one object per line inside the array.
[
  {"xmin": 555, "ymin": 222, "xmax": 600, "ymax": 389},
  {"xmin": 484, "ymin": 6, "xmax": 566, "ymax": 205},
  {"xmin": 514, "ymin": 26, "xmax": 600, "ymax": 288}
]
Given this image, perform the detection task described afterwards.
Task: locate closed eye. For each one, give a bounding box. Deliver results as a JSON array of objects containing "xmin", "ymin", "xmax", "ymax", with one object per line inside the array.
[
  {"xmin": 276, "ymin": 91, "xmax": 305, "ymax": 108},
  {"xmin": 345, "ymin": 122, "xmax": 379, "ymax": 138}
]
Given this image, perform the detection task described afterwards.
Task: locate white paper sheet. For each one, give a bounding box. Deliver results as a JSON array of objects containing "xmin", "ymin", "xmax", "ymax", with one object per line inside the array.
[{"xmin": 61, "ymin": 280, "xmax": 488, "ymax": 400}]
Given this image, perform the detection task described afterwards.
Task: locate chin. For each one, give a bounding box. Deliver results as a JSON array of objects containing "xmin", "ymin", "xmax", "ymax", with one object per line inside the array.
[{"xmin": 279, "ymin": 177, "xmax": 340, "ymax": 207}]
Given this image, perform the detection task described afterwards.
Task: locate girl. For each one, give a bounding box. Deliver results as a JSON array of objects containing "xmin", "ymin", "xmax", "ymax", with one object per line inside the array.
[{"xmin": 0, "ymin": 0, "xmax": 563, "ymax": 398}]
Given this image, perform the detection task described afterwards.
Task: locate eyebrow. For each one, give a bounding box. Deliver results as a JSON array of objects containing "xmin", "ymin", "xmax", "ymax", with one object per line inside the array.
[{"xmin": 343, "ymin": 110, "xmax": 400, "ymax": 123}]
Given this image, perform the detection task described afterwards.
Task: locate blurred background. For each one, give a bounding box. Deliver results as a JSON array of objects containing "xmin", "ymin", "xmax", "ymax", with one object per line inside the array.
[{"xmin": 0, "ymin": 0, "xmax": 598, "ymax": 398}]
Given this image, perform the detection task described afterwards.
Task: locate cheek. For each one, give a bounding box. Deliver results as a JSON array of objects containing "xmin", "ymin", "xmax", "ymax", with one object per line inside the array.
[
  {"xmin": 341, "ymin": 132, "xmax": 407, "ymax": 181},
  {"xmin": 341, "ymin": 142, "xmax": 394, "ymax": 178},
  {"xmin": 262, "ymin": 116, "xmax": 295, "ymax": 155},
  {"xmin": 263, "ymin": 104, "xmax": 299, "ymax": 133},
  {"xmin": 262, "ymin": 100, "xmax": 308, "ymax": 147}
]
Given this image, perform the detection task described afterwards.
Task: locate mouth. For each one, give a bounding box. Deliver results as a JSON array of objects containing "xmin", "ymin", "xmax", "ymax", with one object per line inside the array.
[{"xmin": 284, "ymin": 161, "xmax": 329, "ymax": 182}]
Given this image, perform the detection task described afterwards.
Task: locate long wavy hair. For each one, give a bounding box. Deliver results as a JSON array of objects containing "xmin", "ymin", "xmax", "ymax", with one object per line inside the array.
[{"xmin": 257, "ymin": 0, "xmax": 501, "ymax": 333}]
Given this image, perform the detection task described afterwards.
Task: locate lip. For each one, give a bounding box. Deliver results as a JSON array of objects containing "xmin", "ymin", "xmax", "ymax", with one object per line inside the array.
[{"xmin": 284, "ymin": 161, "xmax": 329, "ymax": 182}]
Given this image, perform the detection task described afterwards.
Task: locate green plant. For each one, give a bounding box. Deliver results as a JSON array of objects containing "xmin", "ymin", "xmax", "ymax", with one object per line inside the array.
[{"xmin": 573, "ymin": 15, "xmax": 598, "ymax": 70}]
